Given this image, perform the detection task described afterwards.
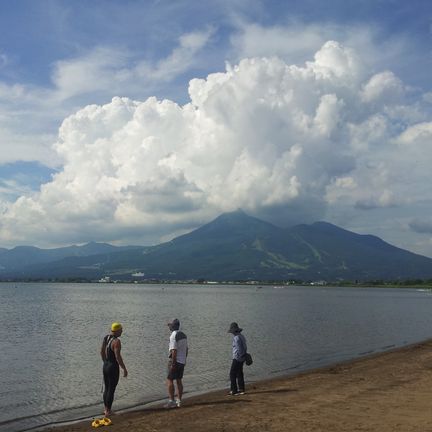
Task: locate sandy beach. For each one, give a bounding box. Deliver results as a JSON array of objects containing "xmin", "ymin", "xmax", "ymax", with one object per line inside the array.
[{"xmin": 46, "ymin": 340, "xmax": 432, "ymax": 432}]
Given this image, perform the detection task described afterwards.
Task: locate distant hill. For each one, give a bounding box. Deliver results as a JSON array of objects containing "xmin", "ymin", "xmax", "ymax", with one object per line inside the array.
[
  {"xmin": 0, "ymin": 242, "xmax": 141, "ymax": 272},
  {"xmin": 1, "ymin": 210, "xmax": 432, "ymax": 281}
]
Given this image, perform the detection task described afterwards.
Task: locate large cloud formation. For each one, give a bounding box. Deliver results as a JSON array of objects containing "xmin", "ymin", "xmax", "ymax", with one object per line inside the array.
[{"xmin": 1, "ymin": 40, "xmax": 431, "ymax": 247}]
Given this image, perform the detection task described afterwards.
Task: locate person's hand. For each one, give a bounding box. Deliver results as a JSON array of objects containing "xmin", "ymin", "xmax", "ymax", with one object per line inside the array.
[{"xmin": 123, "ymin": 368, "xmax": 128, "ymax": 378}]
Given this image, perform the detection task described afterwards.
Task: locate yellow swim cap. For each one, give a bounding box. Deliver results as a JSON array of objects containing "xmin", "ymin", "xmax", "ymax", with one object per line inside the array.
[{"xmin": 111, "ymin": 322, "xmax": 122, "ymax": 332}]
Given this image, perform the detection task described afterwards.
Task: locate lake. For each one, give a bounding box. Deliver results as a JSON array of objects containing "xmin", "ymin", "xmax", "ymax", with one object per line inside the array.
[{"xmin": 2, "ymin": 283, "xmax": 432, "ymax": 431}]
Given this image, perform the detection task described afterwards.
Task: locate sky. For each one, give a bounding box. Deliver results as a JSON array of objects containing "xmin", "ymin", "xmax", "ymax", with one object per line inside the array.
[{"xmin": 0, "ymin": 0, "xmax": 432, "ymax": 257}]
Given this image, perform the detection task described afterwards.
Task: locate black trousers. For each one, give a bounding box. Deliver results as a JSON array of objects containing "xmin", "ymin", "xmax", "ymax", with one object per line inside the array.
[
  {"xmin": 229, "ymin": 359, "xmax": 245, "ymax": 393},
  {"xmin": 103, "ymin": 361, "xmax": 120, "ymax": 410}
]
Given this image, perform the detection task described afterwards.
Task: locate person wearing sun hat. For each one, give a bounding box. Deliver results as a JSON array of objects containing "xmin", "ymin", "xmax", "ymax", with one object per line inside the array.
[
  {"xmin": 100, "ymin": 322, "xmax": 128, "ymax": 416},
  {"xmin": 228, "ymin": 322, "xmax": 247, "ymax": 395}
]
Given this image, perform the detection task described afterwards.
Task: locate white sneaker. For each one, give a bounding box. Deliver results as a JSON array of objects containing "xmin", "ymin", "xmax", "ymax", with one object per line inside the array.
[
  {"xmin": 164, "ymin": 400, "xmax": 177, "ymax": 409},
  {"xmin": 176, "ymin": 399, "xmax": 181, "ymax": 407}
]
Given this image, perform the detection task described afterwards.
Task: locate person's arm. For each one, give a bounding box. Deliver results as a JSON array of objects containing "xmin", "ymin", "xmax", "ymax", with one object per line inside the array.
[
  {"xmin": 112, "ymin": 339, "xmax": 128, "ymax": 377},
  {"xmin": 170, "ymin": 348, "xmax": 177, "ymax": 368},
  {"xmin": 241, "ymin": 336, "xmax": 247, "ymax": 355},
  {"xmin": 100, "ymin": 338, "xmax": 107, "ymax": 362},
  {"xmin": 169, "ymin": 331, "xmax": 178, "ymax": 368}
]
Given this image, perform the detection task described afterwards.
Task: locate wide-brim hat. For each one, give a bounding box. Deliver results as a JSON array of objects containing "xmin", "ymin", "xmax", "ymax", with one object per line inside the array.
[{"xmin": 228, "ymin": 322, "xmax": 242, "ymax": 333}]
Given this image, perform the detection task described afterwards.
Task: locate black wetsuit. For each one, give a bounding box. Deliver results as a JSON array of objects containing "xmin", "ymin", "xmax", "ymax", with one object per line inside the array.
[{"xmin": 102, "ymin": 335, "xmax": 120, "ymax": 411}]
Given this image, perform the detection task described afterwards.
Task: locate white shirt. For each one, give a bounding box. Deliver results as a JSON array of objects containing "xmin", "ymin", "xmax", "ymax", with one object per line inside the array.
[{"xmin": 169, "ymin": 330, "xmax": 188, "ymax": 364}]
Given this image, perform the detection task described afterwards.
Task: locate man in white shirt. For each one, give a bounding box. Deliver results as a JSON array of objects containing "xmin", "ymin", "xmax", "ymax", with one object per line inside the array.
[{"xmin": 165, "ymin": 318, "xmax": 188, "ymax": 408}]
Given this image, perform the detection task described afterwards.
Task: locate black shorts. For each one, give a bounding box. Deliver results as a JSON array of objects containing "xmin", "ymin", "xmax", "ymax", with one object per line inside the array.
[{"xmin": 167, "ymin": 360, "xmax": 185, "ymax": 380}]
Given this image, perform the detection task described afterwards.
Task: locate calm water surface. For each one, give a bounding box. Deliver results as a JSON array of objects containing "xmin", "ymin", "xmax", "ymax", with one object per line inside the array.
[{"xmin": 2, "ymin": 283, "xmax": 432, "ymax": 431}]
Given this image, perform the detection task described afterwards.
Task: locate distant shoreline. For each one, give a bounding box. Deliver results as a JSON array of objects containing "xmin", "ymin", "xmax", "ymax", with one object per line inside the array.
[{"xmin": 2, "ymin": 280, "xmax": 432, "ymax": 289}]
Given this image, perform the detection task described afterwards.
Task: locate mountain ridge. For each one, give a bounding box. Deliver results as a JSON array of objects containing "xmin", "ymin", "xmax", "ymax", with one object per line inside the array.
[{"xmin": 1, "ymin": 211, "xmax": 432, "ymax": 281}]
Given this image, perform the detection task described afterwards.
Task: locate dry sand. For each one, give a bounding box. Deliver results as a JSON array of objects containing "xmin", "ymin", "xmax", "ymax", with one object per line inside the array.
[{"xmin": 47, "ymin": 340, "xmax": 432, "ymax": 432}]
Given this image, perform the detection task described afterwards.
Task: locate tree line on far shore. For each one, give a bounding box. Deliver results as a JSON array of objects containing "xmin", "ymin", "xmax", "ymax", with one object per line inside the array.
[{"xmin": 3, "ymin": 277, "xmax": 432, "ymax": 287}]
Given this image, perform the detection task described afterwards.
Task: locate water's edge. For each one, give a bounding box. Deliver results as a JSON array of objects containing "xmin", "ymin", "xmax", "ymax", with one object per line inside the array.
[{"xmin": 26, "ymin": 337, "xmax": 430, "ymax": 432}]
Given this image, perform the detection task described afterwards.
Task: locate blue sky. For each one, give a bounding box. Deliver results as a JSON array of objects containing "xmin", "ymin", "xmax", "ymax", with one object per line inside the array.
[
  {"xmin": 0, "ymin": 0, "xmax": 431, "ymax": 257},
  {"xmin": 1, "ymin": 1, "xmax": 430, "ymax": 88}
]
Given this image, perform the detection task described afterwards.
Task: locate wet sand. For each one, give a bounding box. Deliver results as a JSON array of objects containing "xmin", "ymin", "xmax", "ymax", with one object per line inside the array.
[{"xmin": 46, "ymin": 340, "xmax": 432, "ymax": 432}]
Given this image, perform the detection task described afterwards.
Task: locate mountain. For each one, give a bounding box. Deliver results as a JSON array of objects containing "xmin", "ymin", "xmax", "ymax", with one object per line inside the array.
[
  {"xmin": 2, "ymin": 210, "xmax": 432, "ymax": 281},
  {"xmin": 289, "ymin": 221, "xmax": 432, "ymax": 280},
  {"xmin": 0, "ymin": 242, "xmax": 141, "ymax": 272}
]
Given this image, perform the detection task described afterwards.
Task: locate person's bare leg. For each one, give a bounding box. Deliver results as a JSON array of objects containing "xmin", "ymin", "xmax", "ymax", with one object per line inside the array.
[
  {"xmin": 167, "ymin": 379, "xmax": 175, "ymax": 400},
  {"xmin": 176, "ymin": 379, "xmax": 183, "ymax": 401}
]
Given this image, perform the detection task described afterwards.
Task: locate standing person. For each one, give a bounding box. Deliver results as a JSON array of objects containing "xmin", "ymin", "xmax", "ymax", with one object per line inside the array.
[
  {"xmin": 228, "ymin": 322, "xmax": 247, "ymax": 395},
  {"xmin": 100, "ymin": 322, "xmax": 128, "ymax": 416},
  {"xmin": 165, "ymin": 318, "xmax": 188, "ymax": 408}
]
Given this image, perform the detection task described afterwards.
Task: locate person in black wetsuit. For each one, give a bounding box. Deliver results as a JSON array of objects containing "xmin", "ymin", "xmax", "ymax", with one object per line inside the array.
[{"xmin": 100, "ymin": 322, "xmax": 128, "ymax": 416}]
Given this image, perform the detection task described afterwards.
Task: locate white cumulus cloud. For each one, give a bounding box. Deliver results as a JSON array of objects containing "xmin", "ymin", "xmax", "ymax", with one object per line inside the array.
[
  {"xmin": 360, "ymin": 71, "xmax": 405, "ymax": 104},
  {"xmin": 0, "ymin": 40, "xmax": 431, "ymax": 248}
]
